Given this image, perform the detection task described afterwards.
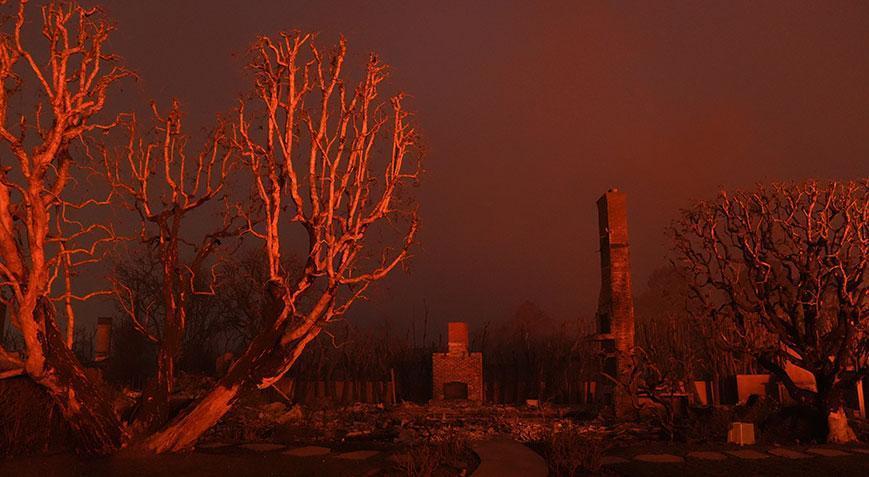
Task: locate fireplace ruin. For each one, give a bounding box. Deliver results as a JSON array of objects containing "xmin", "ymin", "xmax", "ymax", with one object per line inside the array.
[{"xmin": 432, "ymin": 322, "xmax": 484, "ymax": 402}]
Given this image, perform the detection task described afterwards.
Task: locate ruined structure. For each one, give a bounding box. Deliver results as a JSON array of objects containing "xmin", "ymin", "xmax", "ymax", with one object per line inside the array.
[
  {"xmin": 594, "ymin": 189, "xmax": 636, "ymax": 417},
  {"xmin": 94, "ymin": 317, "xmax": 112, "ymax": 362},
  {"xmin": 432, "ymin": 322, "xmax": 484, "ymax": 401}
]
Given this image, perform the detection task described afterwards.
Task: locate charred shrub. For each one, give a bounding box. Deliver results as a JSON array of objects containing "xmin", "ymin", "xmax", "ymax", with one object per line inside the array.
[
  {"xmin": 759, "ymin": 404, "xmax": 827, "ymax": 444},
  {"xmin": 0, "ymin": 377, "xmax": 73, "ymax": 456},
  {"xmin": 538, "ymin": 424, "xmax": 611, "ymax": 476},
  {"xmin": 685, "ymin": 406, "xmax": 733, "ymax": 442},
  {"xmin": 394, "ymin": 430, "xmax": 475, "ymax": 477}
]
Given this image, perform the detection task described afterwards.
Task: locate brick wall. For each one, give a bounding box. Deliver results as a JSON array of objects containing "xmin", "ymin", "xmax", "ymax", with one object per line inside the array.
[
  {"xmin": 432, "ymin": 352, "xmax": 484, "ymax": 401},
  {"xmin": 431, "ymin": 322, "xmax": 483, "ymax": 402}
]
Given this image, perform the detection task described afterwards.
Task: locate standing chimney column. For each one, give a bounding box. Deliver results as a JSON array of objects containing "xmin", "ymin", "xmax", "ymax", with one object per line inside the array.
[{"xmin": 595, "ymin": 189, "xmax": 636, "ymax": 418}]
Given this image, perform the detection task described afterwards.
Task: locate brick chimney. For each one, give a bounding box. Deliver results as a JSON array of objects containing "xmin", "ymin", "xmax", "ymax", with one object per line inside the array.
[
  {"xmin": 595, "ymin": 189, "xmax": 636, "ymax": 418},
  {"xmin": 447, "ymin": 322, "xmax": 469, "ymax": 355},
  {"xmin": 432, "ymin": 322, "xmax": 483, "ymax": 401}
]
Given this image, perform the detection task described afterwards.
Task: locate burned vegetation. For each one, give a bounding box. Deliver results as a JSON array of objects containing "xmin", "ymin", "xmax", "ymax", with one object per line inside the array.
[
  {"xmin": 0, "ymin": 0, "xmax": 419, "ymax": 457},
  {"xmin": 0, "ymin": 1, "xmax": 866, "ymax": 477}
]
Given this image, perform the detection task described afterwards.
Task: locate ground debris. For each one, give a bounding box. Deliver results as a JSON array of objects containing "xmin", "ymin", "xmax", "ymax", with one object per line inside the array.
[
  {"xmin": 196, "ymin": 396, "xmax": 638, "ymax": 454},
  {"xmin": 173, "ymin": 373, "xmax": 216, "ymax": 400}
]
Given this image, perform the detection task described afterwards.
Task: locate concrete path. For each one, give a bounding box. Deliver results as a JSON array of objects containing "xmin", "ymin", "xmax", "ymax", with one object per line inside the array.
[
  {"xmin": 602, "ymin": 445, "xmax": 869, "ymax": 466},
  {"xmin": 239, "ymin": 442, "xmax": 286, "ymax": 452},
  {"xmin": 335, "ymin": 450, "xmax": 380, "ymax": 460},
  {"xmin": 768, "ymin": 448, "xmax": 811, "ymax": 459},
  {"xmin": 471, "ymin": 437, "xmax": 548, "ymax": 477},
  {"xmin": 807, "ymin": 447, "xmax": 851, "ymax": 457},
  {"xmin": 726, "ymin": 449, "xmax": 769, "ymax": 460},
  {"xmin": 283, "ymin": 446, "xmax": 331, "ymax": 457},
  {"xmin": 686, "ymin": 451, "xmax": 727, "ymax": 460},
  {"xmin": 635, "ymin": 454, "xmax": 684, "ymax": 463}
]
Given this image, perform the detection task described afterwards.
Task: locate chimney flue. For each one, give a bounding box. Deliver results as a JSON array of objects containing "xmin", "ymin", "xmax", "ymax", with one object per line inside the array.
[{"xmin": 447, "ymin": 322, "xmax": 468, "ymax": 355}]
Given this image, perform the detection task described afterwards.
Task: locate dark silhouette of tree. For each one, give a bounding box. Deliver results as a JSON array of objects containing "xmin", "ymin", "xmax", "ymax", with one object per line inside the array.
[
  {"xmin": 635, "ymin": 266, "xmax": 758, "ymax": 384},
  {"xmin": 671, "ymin": 180, "xmax": 867, "ymax": 439}
]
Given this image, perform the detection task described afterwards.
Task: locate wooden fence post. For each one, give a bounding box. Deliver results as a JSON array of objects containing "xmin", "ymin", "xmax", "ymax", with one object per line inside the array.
[{"xmin": 390, "ymin": 368, "xmax": 397, "ymax": 405}]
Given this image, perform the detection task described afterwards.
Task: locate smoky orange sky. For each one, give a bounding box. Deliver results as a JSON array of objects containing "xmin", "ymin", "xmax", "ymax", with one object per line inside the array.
[{"xmin": 102, "ymin": 1, "xmax": 868, "ymax": 328}]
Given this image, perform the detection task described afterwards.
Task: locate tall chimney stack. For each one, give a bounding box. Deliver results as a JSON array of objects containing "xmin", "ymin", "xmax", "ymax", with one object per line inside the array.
[{"xmin": 595, "ymin": 189, "xmax": 636, "ymax": 418}]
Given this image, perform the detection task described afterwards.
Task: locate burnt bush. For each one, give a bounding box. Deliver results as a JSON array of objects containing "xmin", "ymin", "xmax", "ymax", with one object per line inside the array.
[
  {"xmin": 758, "ymin": 404, "xmax": 827, "ymax": 444},
  {"xmin": 533, "ymin": 425, "xmax": 612, "ymax": 477},
  {"xmin": 394, "ymin": 429, "xmax": 477, "ymax": 477},
  {"xmin": 0, "ymin": 377, "xmax": 73, "ymax": 456},
  {"xmin": 684, "ymin": 406, "xmax": 733, "ymax": 442}
]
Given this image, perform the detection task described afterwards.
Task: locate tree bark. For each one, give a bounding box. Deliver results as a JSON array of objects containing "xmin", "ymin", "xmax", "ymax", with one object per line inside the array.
[
  {"xmin": 28, "ymin": 299, "xmax": 124, "ymax": 455},
  {"xmin": 131, "ymin": 235, "xmax": 186, "ymax": 435},
  {"xmin": 143, "ymin": 283, "xmax": 289, "ymax": 453},
  {"xmin": 757, "ymin": 353, "xmax": 850, "ymax": 442},
  {"xmin": 142, "ymin": 322, "xmax": 282, "ymax": 453},
  {"xmin": 132, "ymin": 342, "xmax": 177, "ymax": 435},
  {"xmin": 132, "ymin": 295, "xmax": 183, "ymax": 434},
  {"xmin": 143, "ymin": 314, "xmax": 322, "ymax": 453}
]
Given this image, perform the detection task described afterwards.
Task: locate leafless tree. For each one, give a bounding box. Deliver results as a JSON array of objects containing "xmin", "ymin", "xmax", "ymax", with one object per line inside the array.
[
  {"xmin": 602, "ymin": 347, "xmax": 684, "ymax": 440},
  {"xmin": 0, "ymin": 2, "xmax": 419, "ymax": 454},
  {"xmin": 104, "ymin": 101, "xmax": 237, "ymax": 434},
  {"xmin": 475, "ymin": 301, "xmax": 594, "ymax": 403},
  {"xmin": 671, "ymin": 180, "xmax": 867, "ymax": 437},
  {"xmin": 143, "ymin": 32, "xmax": 420, "ymax": 452},
  {"xmin": 635, "ymin": 266, "xmax": 759, "ymax": 393},
  {"xmin": 0, "ymin": 0, "xmax": 131, "ymax": 454}
]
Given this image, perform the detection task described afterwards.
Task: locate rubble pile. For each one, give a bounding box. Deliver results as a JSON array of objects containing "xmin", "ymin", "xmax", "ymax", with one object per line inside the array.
[
  {"xmin": 198, "ymin": 398, "xmax": 635, "ymax": 449},
  {"xmin": 173, "ymin": 373, "xmax": 217, "ymax": 400}
]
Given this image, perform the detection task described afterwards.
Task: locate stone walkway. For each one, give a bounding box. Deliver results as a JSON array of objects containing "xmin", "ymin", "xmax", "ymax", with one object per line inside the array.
[
  {"xmin": 604, "ymin": 445, "xmax": 868, "ymax": 465},
  {"xmin": 471, "ymin": 437, "xmax": 548, "ymax": 477},
  {"xmin": 767, "ymin": 448, "xmax": 811, "ymax": 459},
  {"xmin": 283, "ymin": 445, "xmax": 331, "ymax": 457},
  {"xmin": 686, "ymin": 451, "xmax": 727, "ymax": 460},
  {"xmin": 200, "ymin": 439, "xmax": 867, "ymax": 475},
  {"xmin": 200, "ymin": 441, "xmax": 381, "ymax": 460},
  {"xmin": 238, "ymin": 442, "xmax": 286, "ymax": 452},
  {"xmin": 226, "ymin": 438, "xmax": 549, "ymax": 477}
]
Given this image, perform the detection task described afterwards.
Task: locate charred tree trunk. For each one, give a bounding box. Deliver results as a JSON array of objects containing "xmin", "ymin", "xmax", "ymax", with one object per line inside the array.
[
  {"xmin": 28, "ymin": 299, "xmax": 124, "ymax": 455},
  {"xmin": 811, "ymin": 393, "xmax": 832, "ymax": 441},
  {"xmin": 131, "ymin": 233, "xmax": 187, "ymax": 435},
  {"xmin": 143, "ymin": 321, "xmax": 284, "ymax": 452},
  {"xmin": 758, "ymin": 353, "xmax": 845, "ymax": 441},
  {"xmin": 140, "ymin": 32, "xmax": 419, "ymax": 454},
  {"xmin": 143, "ymin": 291, "xmax": 323, "ymax": 453},
  {"xmin": 0, "ymin": 301, "xmax": 7, "ymax": 343},
  {"xmin": 133, "ymin": 329, "xmax": 179, "ymax": 435}
]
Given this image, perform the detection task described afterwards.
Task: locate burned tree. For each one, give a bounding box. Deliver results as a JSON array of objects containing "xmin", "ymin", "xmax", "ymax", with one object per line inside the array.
[
  {"xmin": 105, "ymin": 101, "xmax": 236, "ymax": 434},
  {"xmin": 0, "ymin": 0, "xmax": 130, "ymax": 454},
  {"xmin": 143, "ymin": 32, "xmax": 420, "ymax": 452},
  {"xmin": 635, "ymin": 266, "xmax": 759, "ymax": 396},
  {"xmin": 672, "ymin": 180, "xmax": 867, "ymax": 437}
]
